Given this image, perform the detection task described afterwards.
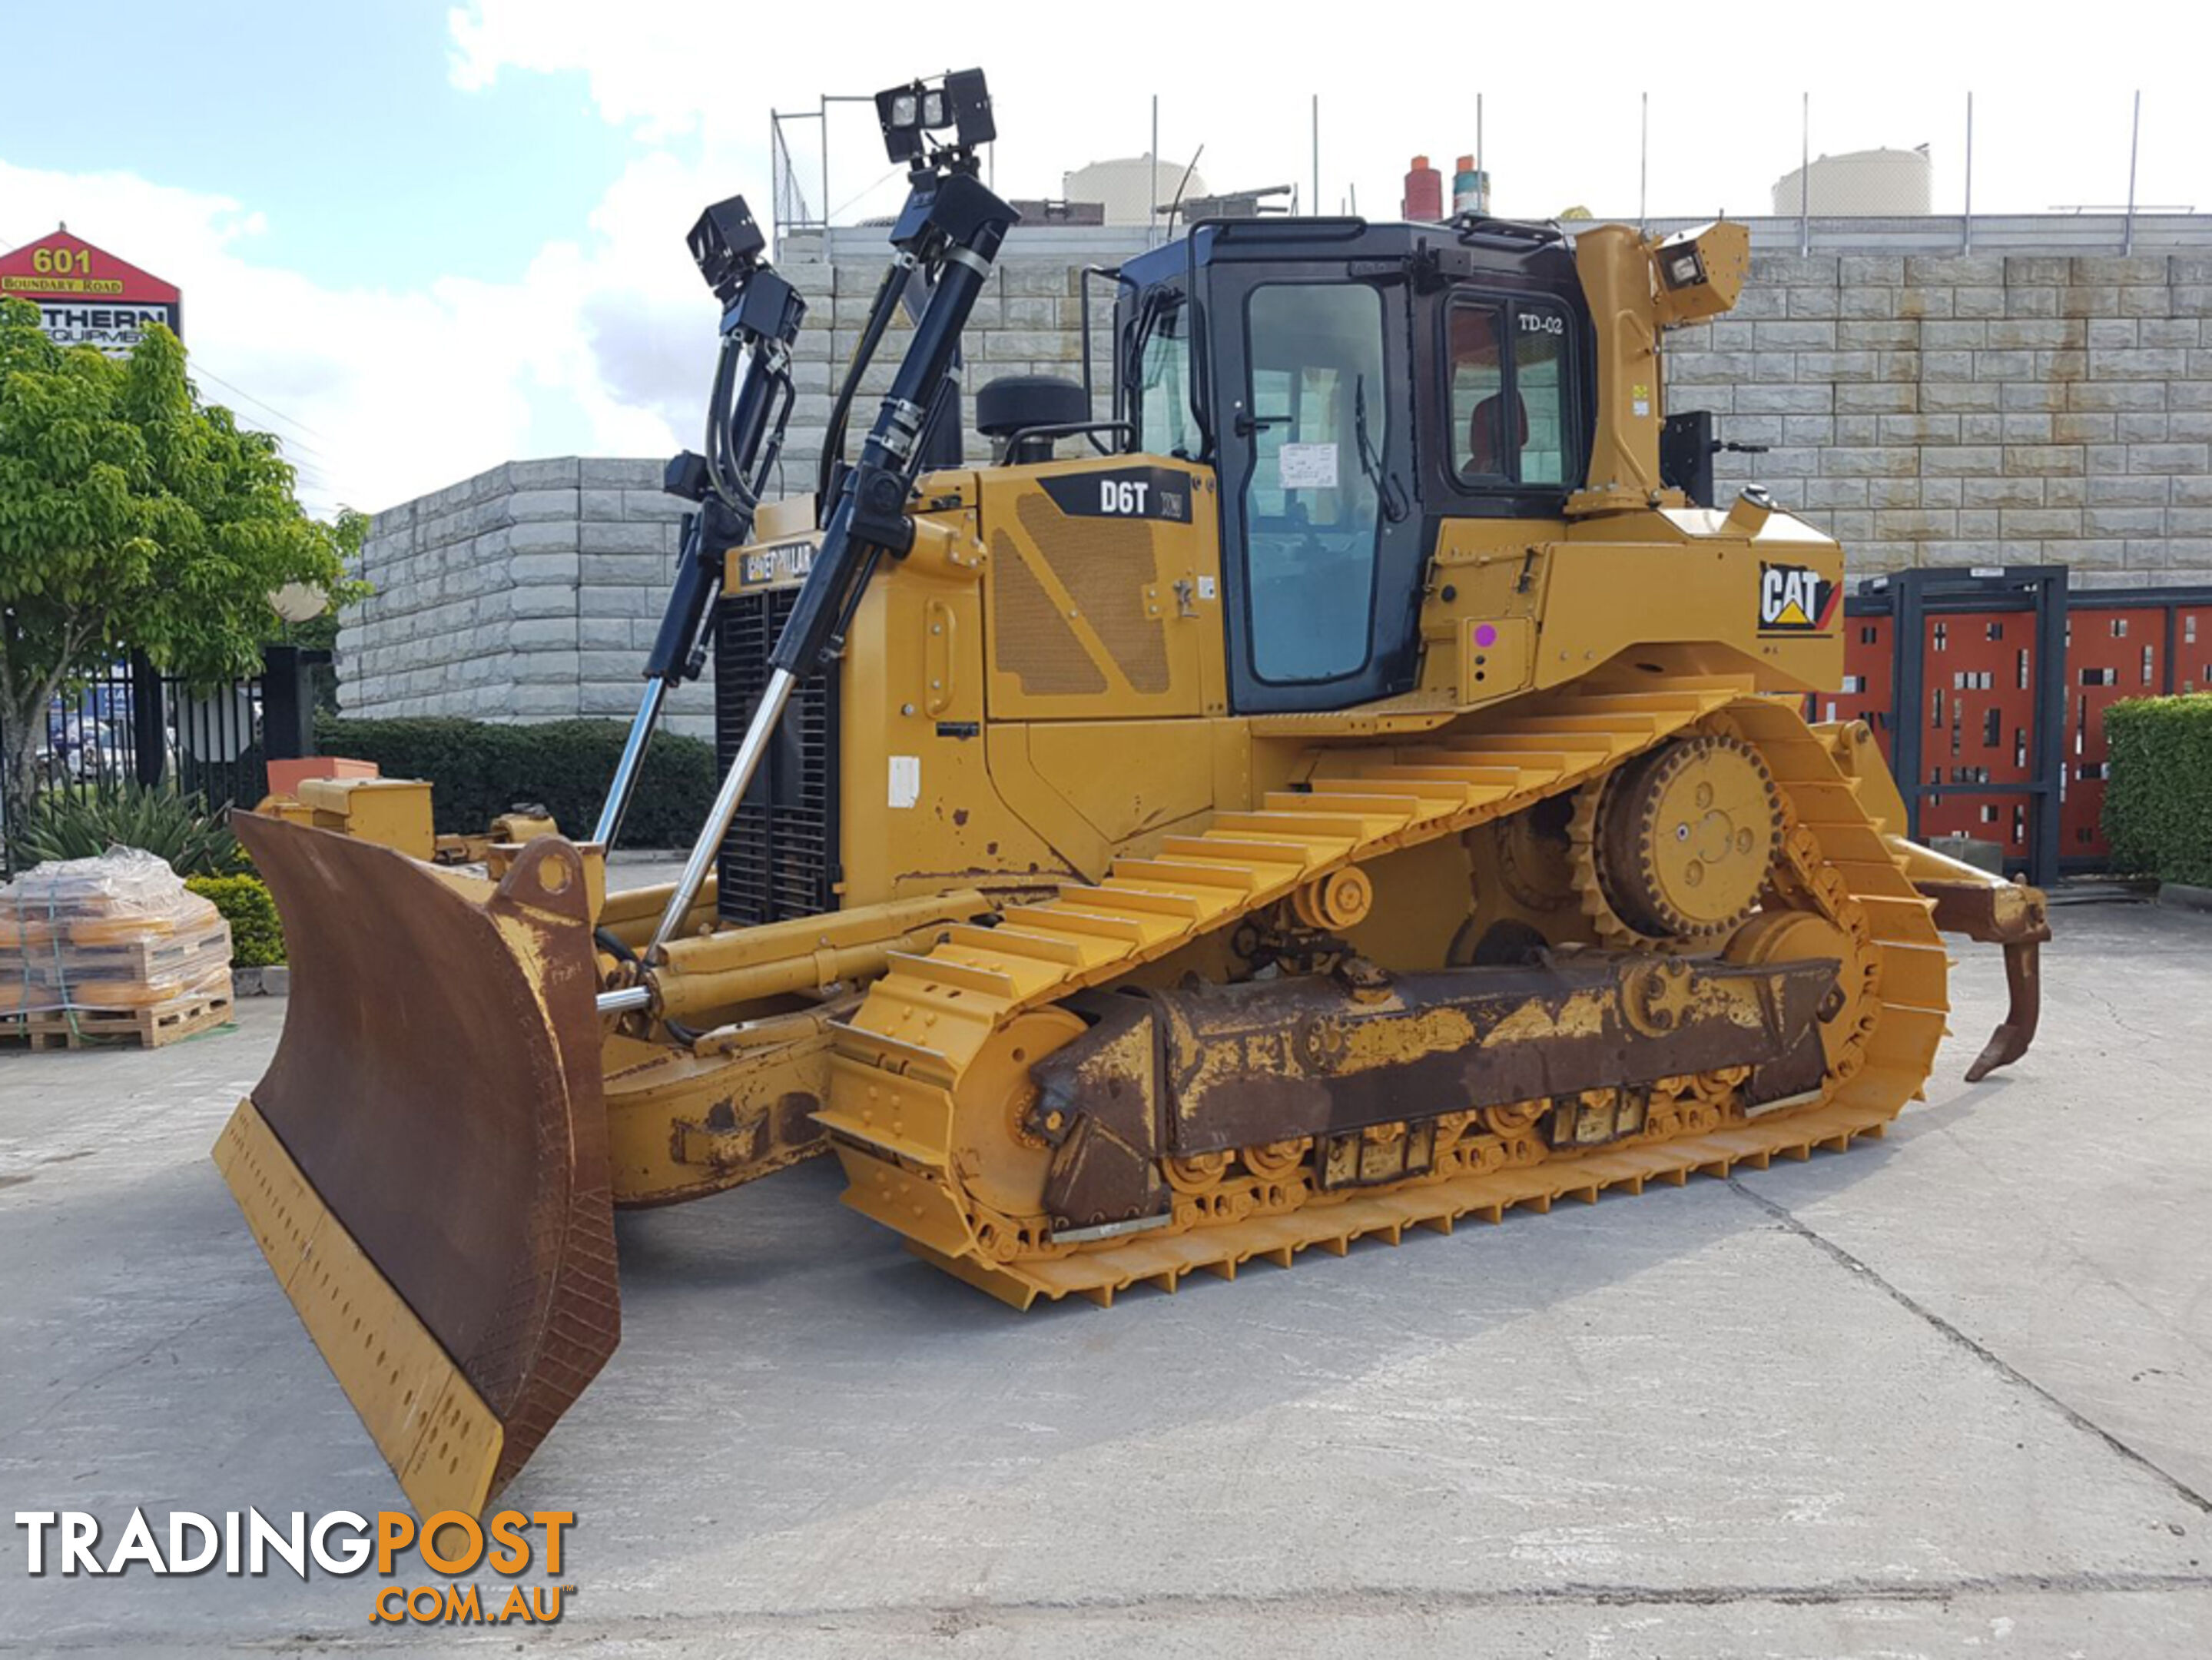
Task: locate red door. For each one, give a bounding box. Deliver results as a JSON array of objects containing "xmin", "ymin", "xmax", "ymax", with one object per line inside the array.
[
  {"xmin": 1912, "ymin": 609, "xmax": 2042, "ymax": 865},
  {"xmin": 2178, "ymin": 606, "xmax": 2212, "ymax": 695},
  {"xmin": 1812, "ymin": 590, "xmax": 2210, "ymax": 870},
  {"xmin": 2061, "ymin": 606, "xmax": 2166, "ymax": 859}
]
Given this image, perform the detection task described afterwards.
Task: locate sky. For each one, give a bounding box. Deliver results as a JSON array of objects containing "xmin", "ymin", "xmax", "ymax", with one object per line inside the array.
[{"xmin": 1, "ymin": 1, "xmax": 2204, "ymax": 520}]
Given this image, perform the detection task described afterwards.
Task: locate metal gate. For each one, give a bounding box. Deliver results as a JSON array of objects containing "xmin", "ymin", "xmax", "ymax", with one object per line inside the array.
[
  {"xmin": 0, "ymin": 646, "xmax": 325, "ymax": 877},
  {"xmin": 1821, "ymin": 567, "xmax": 2212, "ymax": 885}
]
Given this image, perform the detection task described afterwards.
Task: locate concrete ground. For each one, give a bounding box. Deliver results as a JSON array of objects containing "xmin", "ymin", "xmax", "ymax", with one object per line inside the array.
[{"xmin": 1, "ymin": 893, "xmax": 2207, "ymax": 1657}]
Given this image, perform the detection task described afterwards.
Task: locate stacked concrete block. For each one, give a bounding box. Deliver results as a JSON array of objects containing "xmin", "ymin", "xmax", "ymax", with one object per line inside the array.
[
  {"xmin": 1668, "ymin": 251, "xmax": 2212, "ymax": 588},
  {"xmin": 341, "ymin": 458, "xmax": 708, "ymax": 739}
]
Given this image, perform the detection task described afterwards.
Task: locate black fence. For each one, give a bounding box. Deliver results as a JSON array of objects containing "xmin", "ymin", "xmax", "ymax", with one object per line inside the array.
[{"xmin": 0, "ymin": 646, "xmax": 327, "ymax": 877}]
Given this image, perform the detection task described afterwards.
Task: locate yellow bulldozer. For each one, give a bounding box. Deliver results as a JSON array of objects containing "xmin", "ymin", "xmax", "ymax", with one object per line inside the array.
[{"xmin": 216, "ymin": 70, "xmax": 2051, "ymax": 1518}]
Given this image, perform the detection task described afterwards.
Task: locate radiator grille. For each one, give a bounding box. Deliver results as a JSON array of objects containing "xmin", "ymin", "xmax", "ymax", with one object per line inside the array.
[
  {"xmin": 1016, "ymin": 494, "xmax": 1171, "ymax": 693},
  {"xmin": 715, "ymin": 587, "xmax": 839, "ymax": 925},
  {"xmin": 990, "ymin": 528, "xmax": 1108, "ymax": 697}
]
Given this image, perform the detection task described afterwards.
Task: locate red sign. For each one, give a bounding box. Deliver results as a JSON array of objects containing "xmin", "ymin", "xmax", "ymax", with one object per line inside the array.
[{"xmin": 0, "ymin": 229, "xmax": 183, "ymax": 354}]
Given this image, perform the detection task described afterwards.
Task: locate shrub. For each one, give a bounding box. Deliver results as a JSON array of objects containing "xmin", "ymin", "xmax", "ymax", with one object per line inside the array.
[
  {"xmin": 186, "ymin": 873, "xmax": 287, "ymax": 966},
  {"xmin": 312, "ymin": 715, "xmax": 720, "ymax": 848},
  {"xmin": 2103, "ymin": 694, "xmax": 2212, "ymax": 886},
  {"xmin": 8, "ymin": 781, "xmax": 238, "ymax": 876}
]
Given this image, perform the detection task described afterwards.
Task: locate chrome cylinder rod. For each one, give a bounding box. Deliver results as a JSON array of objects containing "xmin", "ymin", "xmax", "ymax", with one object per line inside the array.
[
  {"xmin": 595, "ymin": 984, "xmax": 653, "ymax": 1016},
  {"xmin": 646, "ymin": 666, "xmax": 796, "ymax": 956},
  {"xmin": 592, "ymin": 678, "xmax": 669, "ymax": 848}
]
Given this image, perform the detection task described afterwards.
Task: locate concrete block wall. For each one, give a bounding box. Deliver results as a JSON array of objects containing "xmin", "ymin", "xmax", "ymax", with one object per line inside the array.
[
  {"xmin": 765, "ymin": 226, "xmax": 2212, "ymax": 587},
  {"xmin": 340, "ymin": 458, "xmax": 707, "ymax": 737},
  {"xmin": 343, "ymin": 221, "xmax": 2212, "ymax": 736},
  {"xmin": 1671, "ymin": 251, "xmax": 2212, "ymax": 587}
]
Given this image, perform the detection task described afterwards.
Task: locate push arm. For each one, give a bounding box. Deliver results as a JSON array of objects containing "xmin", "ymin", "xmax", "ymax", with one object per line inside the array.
[
  {"xmin": 592, "ymin": 198, "xmax": 807, "ymax": 849},
  {"xmin": 626, "ymin": 89, "xmax": 1016, "ymax": 974}
]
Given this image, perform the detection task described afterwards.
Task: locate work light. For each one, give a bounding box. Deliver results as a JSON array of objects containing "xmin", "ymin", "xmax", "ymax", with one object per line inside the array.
[
  {"xmin": 1661, "ymin": 245, "xmax": 1706, "ymax": 290},
  {"xmin": 876, "ymin": 69, "xmax": 993, "ymax": 164},
  {"xmin": 1647, "ymin": 221, "xmax": 1748, "ymax": 324},
  {"xmin": 688, "ymin": 194, "xmax": 764, "ymax": 304}
]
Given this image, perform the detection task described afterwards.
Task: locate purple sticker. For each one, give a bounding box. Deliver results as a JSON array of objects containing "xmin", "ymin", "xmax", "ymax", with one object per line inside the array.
[{"xmin": 1474, "ymin": 623, "xmax": 1498, "ymax": 647}]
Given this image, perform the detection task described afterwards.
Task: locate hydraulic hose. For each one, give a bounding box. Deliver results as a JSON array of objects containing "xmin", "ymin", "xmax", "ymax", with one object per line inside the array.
[{"xmin": 815, "ymin": 257, "xmax": 911, "ymax": 509}]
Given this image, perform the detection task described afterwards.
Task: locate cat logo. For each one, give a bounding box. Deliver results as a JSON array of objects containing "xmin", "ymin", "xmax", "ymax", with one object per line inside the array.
[
  {"xmin": 1758, "ymin": 562, "xmax": 1840, "ymax": 635},
  {"xmin": 740, "ymin": 540, "xmax": 817, "ymax": 587}
]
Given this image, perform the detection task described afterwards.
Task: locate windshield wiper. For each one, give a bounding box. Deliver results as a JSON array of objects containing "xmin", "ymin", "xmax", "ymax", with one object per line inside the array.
[{"xmin": 1354, "ymin": 374, "xmax": 1411, "ymax": 523}]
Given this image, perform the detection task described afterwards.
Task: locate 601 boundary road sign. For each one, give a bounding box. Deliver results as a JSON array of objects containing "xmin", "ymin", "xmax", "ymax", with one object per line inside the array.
[{"xmin": 0, "ymin": 227, "xmax": 182, "ymax": 354}]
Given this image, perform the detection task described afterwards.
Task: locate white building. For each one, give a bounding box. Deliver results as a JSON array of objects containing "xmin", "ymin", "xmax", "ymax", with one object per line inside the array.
[
  {"xmin": 1063, "ymin": 155, "xmax": 1211, "ymax": 226},
  {"xmin": 1772, "ymin": 147, "xmax": 1932, "ymax": 216}
]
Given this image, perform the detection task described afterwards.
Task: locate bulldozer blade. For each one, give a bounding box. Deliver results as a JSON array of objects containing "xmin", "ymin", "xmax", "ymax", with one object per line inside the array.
[{"xmin": 215, "ymin": 814, "xmax": 618, "ymax": 1516}]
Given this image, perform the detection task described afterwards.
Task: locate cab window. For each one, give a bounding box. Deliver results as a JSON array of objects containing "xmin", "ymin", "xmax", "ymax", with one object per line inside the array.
[
  {"xmin": 1133, "ymin": 296, "xmax": 1198, "ymax": 458},
  {"xmin": 1514, "ymin": 310, "xmax": 1569, "ymax": 483},
  {"xmin": 1242, "ymin": 282, "xmax": 1388, "ymax": 684},
  {"xmin": 1448, "ymin": 296, "xmax": 1574, "ymax": 487}
]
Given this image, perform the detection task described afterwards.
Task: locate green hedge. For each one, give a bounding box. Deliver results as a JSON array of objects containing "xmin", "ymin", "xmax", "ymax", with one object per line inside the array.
[
  {"xmin": 187, "ymin": 874, "xmax": 287, "ymax": 966},
  {"xmin": 2103, "ymin": 694, "xmax": 2212, "ymax": 885},
  {"xmin": 312, "ymin": 715, "xmax": 719, "ymax": 848}
]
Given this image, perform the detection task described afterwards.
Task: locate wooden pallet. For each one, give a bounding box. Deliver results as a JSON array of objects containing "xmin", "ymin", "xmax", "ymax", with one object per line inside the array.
[{"xmin": 2, "ymin": 984, "xmax": 235, "ymax": 1051}]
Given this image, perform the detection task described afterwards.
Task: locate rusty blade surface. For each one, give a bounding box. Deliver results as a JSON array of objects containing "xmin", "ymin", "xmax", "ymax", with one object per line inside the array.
[
  {"xmin": 1918, "ymin": 876, "xmax": 2051, "ymax": 1082},
  {"xmin": 235, "ymin": 813, "xmax": 619, "ymax": 1497},
  {"xmin": 1963, "ymin": 939, "xmax": 2042, "ymax": 1084}
]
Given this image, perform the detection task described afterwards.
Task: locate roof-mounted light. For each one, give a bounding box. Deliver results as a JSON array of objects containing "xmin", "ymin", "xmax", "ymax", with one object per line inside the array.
[{"xmin": 875, "ymin": 69, "xmax": 993, "ymax": 166}]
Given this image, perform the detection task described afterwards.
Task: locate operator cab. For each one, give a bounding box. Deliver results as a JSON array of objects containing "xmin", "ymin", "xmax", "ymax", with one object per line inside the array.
[{"xmin": 1113, "ymin": 218, "xmax": 1596, "ymax": 715}]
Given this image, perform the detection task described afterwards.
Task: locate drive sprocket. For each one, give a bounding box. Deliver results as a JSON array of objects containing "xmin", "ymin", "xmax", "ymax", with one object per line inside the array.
[{"xmin": 1569, "ymin": 732, "xmax": 1781, "ymax": 947}]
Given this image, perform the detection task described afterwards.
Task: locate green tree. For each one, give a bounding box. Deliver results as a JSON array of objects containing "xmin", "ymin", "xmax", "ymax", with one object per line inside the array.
[{"xmin": 0, "ymin": 297, "xmax": 362, "ymax": 808}]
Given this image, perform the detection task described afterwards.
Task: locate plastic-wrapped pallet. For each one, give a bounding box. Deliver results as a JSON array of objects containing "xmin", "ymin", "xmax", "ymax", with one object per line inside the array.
[{"xmin": 1, "ymin": 848, "xmax": 234, "ymax": 1047}]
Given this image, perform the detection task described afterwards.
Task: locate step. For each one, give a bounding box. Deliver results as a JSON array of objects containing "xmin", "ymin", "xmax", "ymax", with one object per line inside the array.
[
  {"xmin": 1206, "ymin": 812, "xmax": 1369, "ymax": 842},
  {"xmin": 1061, "ymin": 883, "xmax": 1209, "ymax": 921},
  {"xmin": 1491, "ymin": 712, "xmax": 1666, "ymax": 737},
  {"xmin": 884, "ymin": 950, "xmax": 1019, "ymax": 1001},
  {"xmin": 1305, "ymin": 776, "xmax": 1468, "ymax": 810},
  {"xmin": 1262, "ymin": 790, "xmax": 1419, "ymax": 821},
  {"xmin": 1109, "ymin": 859, "xmax": 1262, "ymax": 895},
  {"xmin": 943, "ymin": 924, "xmax": 1089, "ymax": 967},
  {"xmin": 1161, "ymin": 835, "xmax": 1314, "ymax": 869},
  {"xmin": 1424, "ymin": 736, "xmax": 1613, "ymax": 764},
  {"xmin": 1002, "ymin": 905, "xmax": 1152, "ymax": 945},
  {"xmin": 1352, "ymin": 765, "xmax": 1524, "ymax": 801}
]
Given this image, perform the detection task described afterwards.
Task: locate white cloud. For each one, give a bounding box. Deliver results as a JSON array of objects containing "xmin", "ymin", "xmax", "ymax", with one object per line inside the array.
[
  {"xmin": 443, "ymin": 2, "xmax": 2207, "ymax": 224},
  {"xmin": 6, "ymin": 4, "xmax": 2203, "ymax": 527},
  {"xmin": 447, "ymin": 0, "xmax": 710, "ymax": 141},
  {"xmin": 0, "ymin": 157, "xmax": 728, "ymax": 519}
]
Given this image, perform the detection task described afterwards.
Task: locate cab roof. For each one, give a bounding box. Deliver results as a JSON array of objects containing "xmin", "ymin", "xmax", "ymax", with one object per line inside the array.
[{"xmin": 1116, "ymin": 215, "xmax": 1584, "ymax": 291}]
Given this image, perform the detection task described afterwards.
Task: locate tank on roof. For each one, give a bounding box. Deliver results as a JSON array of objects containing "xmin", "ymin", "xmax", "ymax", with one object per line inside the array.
[
  {"xmin": 1064, "ymin": 155, "xmax": 1211, "ymax": 226},
  {"xmin": 1771, "ymin": 146, "xmax": 1932, "ymax": 217}
]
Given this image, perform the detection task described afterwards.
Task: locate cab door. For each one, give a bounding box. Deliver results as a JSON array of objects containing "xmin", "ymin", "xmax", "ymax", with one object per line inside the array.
[{"xmin": 1212, "ymin": 267, "xmax": 1422, "ymax": 713}]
